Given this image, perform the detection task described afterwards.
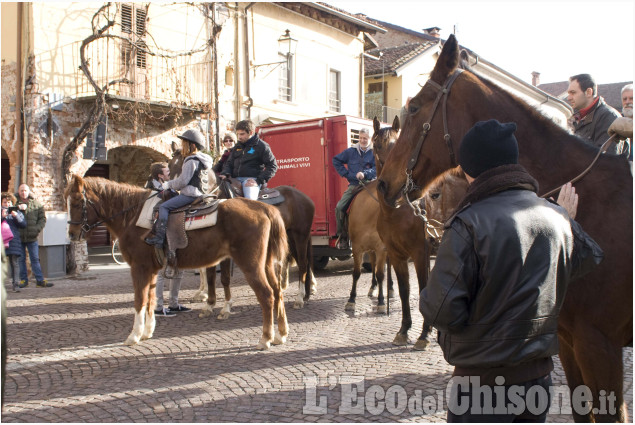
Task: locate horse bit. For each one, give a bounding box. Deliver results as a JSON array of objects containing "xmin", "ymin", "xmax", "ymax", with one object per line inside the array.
[{"xmin": 401, "ymin": 69, "xmax": 464, "ymax": 241}]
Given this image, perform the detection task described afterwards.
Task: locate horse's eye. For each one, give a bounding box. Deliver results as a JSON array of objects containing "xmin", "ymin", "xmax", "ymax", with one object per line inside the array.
[
  {"xmin": 408, "ymin": 104, "xmax": 419, "ymax": 114},
  {"xmin": 430, "ymin": 193, "xmax": 440, "ymax": 200}
]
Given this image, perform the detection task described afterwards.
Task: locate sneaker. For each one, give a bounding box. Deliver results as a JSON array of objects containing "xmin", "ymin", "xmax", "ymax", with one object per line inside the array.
[
  {"xmin": 154, "ymin": 308, "xmax": 176, "ymax": 317},
  {"xmin": 36, "ymin": 280, "xmax": 54, "ymax": 288},
  {"xmin": 12, "ymin": 284, "xmax": 20, "ymax": 293},
  {"xmin": 168, "ymin": 305, "xmax": 192, "ymax": 313},
  {"xmin": 336, "ymin": 235, "xmax": 351, "ymax": 250},
  {"xmin": 18, "ymin": 280, "xmax": 28, "ymax": 288}
]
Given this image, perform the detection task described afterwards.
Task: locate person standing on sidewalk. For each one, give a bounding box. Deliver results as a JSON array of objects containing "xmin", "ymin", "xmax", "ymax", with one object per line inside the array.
[
  {"xmin": 144, "ymin": 162, "xmax": 191, "ymax": 317},
  {"xmin": 15, "ymin": 184, "xmax": 51, "ymax": 288},
  {"xmin": 2, "ymin": 193, "xmax": 26, "ymax": 292}
]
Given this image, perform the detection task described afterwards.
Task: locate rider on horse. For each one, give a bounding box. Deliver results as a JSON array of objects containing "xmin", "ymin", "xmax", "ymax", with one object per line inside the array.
[{"xmin": 145, "ymin": 129, "xmax": 213, "ymax": 249}]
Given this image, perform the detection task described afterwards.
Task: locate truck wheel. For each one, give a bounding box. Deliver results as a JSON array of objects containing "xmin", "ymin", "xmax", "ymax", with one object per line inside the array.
[{"xmin": 313, "ymin": 256, "xmax": 329, "ymax": 270}]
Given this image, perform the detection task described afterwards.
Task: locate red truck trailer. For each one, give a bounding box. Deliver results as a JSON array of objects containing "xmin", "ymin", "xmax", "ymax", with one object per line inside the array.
[{"xmin": 258, "ymin": 115, "xmax": 375, "ymax": 270}]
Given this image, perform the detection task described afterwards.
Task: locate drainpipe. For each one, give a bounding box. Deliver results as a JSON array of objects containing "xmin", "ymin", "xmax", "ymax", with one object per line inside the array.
[
  {"xmin": 17, "ymin": 3, "xmax": 27, "ymax": 187},
  {"xmin": 211, "ymin": 4, "xmax": 220, "ymax": 154},
  {"xmin": 243, "ymin": 2, "xmax": 255, "ymax": 119},
  {"xmin": 233, "ymin": 2, "xmax": 241, "ymax": 123}
]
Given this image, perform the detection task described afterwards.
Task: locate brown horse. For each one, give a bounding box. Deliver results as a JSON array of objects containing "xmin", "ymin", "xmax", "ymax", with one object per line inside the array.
[
  {"xmin": 378, "ymin": 34, "xmax": 632, "ymax": 422},
  {"xmin": 345, "ymin": 116, "xmax": 400, "ymax": 314},
  {"xmin": 168, "ymin": 150, "xmax": 317, "ymax": 312},
  {"xmin": 65, "ymin": 175, "xmax": 290, "ymax": 350}
]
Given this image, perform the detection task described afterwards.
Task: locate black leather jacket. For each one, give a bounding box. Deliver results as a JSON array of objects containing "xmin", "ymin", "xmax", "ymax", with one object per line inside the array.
[
  {"xmin": 420, "ymin": 184, "xmax": 602, "ymax": 371},
  {"xmin": 221, "ymin": 135, "xmax": 277, "ymax": 185}
]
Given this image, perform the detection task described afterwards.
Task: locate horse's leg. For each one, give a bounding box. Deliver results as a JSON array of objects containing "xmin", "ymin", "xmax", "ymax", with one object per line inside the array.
[
  {"xmin": 345, "ymin": 248, "xmax": 363, "ymax": 311},
  {"xmin": 142, "ymin": 274, "xmax": 157, "ymax": 340},
  {"xmin": 124, "ymin": 265, "xmax": 153, "ymax": 346},
  {"xmin": 558, "ymin": 336, "xmax": 594, "ymax": 422},
  {"xmin": 192, "ymin": 267, "xmax": 208, "ymax": 302},
  {"xmin": 571, "ymin": 333, "xmax": 626, "ymax": 422},
  {"xmin": 368, "ymin": 253, "xmax": 378, "ymax": 298},
  {"xmin": 412, "ymin": 251, "xmax": 432, "ymax": 351},
  {"xmin": 198, "ymin": 266, "xmax": 218, "ymax": 318},
  {"xmin": 306, "ymin": 238, "xmax": 317, "ymax": 296},
  {"xmin": 291, "ymin": 236, "xmax": 308, "ymax": 309},
  {"xmin": 386, "ymin": 257, "xmax": 395, "ymax": 299},
  {"xmin": 217, "ymin": 259, "xmax": 233, "ymax": 320},
  {"xmin": 267, "ymin": 265, "xmax": 288, "ymax": 345},
  {"xmin": 391, "ymin": 258, "xmax": 412, "ymax": 346},
  {"xmin": 375, "ymin": 251, "xmax": 387, "ymax": 315}
]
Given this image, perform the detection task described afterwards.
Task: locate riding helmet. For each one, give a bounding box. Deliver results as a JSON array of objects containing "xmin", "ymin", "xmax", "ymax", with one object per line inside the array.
[{"xmin": 178, "ymin": 129, "xmax": 206, "ymax": 150}]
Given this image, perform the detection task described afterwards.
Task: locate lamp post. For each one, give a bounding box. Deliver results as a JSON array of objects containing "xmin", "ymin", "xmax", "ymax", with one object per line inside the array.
[{"xmin": 277, "ymin": 29, "xmax": 297, "ymax": 101}]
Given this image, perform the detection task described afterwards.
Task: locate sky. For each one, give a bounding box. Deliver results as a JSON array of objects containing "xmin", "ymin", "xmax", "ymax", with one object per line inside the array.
[{"xmin": 334, "ymin": 1, "xmax": 634, "ymax": 86}]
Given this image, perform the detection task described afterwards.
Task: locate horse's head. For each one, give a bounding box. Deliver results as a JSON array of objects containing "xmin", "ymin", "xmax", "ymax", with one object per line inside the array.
[
  {"xmin": 64, "ymin": 174, "xmax": 102, "ymax": 241},
  {"xmin": 372, "ymin": 116, "xmax": 400, "ymax": 177},
  {"xmin": 378, "ymin": 34, "xmax": 473, "ymax": 207},
  {"xmin": 423, "ymin": 167, "xmax": 469, "ymax": 223},
  {"xmin": 168, "ymin": 147, "xmax": 184, "ymax": 177}
]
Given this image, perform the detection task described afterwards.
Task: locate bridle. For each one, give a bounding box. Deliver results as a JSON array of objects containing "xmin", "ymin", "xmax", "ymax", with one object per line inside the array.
[
  {"xmin": 67, "ymin": 189, "xmax": 157, "ymax": 240},
  {"xmin": 402, "ymin": 69, "xmax": 464, "ymax": 241}
]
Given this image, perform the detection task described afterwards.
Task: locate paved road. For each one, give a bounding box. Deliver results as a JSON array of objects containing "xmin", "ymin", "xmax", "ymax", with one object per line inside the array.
[{"xmin": 2, "ymin": 256, "xmax": 632, "ymax": 422}]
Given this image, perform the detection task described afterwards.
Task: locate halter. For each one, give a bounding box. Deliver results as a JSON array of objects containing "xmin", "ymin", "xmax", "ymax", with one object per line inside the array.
[
  {"xmin": 67, "ymin": 189, "xmax": 156, "ymax": 240},
  {"xmin": 402, "ymin": 69, "xmax": 463, "ymax": 242}
]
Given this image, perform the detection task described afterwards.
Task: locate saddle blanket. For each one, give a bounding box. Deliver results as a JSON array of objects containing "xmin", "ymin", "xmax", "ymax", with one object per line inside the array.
[{"xmin": 136, "ymin": 196, "xmax": 223, "ymax": 231}]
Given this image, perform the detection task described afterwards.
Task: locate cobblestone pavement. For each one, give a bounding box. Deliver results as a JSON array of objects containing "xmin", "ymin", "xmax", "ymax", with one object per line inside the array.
[{"xmin": 2, "ymin": 257, "xmax": 632, "ymax": 422}]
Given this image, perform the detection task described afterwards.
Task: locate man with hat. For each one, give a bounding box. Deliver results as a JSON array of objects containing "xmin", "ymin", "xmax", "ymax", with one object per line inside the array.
[
  {"xmin": 145, "ymin": 129, "xmax": 213, "ymax": 248},
  {"xmin": 419, "ymin": 119, "xmax": 603, "ymax": 422}
]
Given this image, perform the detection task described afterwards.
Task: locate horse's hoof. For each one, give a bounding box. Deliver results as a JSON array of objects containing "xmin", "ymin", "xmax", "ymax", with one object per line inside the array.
[
  {"xmin": 273, "ymin": 333, "xmax": 287, "ymax": 345},
  {"xmin": 413, "ymin": 339, "xmax": 430, "ymax": 351},
  {"xmin": 256, "ymin": 338, "xmax": 271, "ymax": 350},
  {"xmin": 293, "ymin": 300, "xmax": 304, "ymax": 309},
  {"xmin": 376, "ymin": 305, "xmax": 387, "ymax": 315},
  {"xmin": 192, "ymin": 293, "xmax": 208, "ymax": 302},
  {"xmin": 388, "ymin": 289, "xmax": 395, "ymax": 299},
  {"xmin": 392, "ymin": 333, "xmax": 409, "ymax": 346},
  {"xmin": 368, "ymin": 288, "xmax": 378, "ymax": 298},
  {"xmin": 310, "ymin": 283, "xmax": 317, "ymax": 295},
  {"xmin": 217, "ymin": 311, "xmax": 230, "ymax": 320},
  {"xmin": 140, "ymin": 332, "xmax": 153, "ymax": 341},
  {"xmin": 344, "ymin": 302, "xmax": 355, "ymax": 311},
  {"xmin": 124, "ymin": 336, "xmax": 139, "ymax": 346},
  {"xmin": 199, "ymin": 309, "xmax": 213, "ymax": 318}
]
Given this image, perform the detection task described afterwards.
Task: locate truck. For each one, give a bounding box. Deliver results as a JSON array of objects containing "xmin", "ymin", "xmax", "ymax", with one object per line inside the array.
[{"xmin": 258, "ymin": 115, "xmax": 375, "ymax": 270}]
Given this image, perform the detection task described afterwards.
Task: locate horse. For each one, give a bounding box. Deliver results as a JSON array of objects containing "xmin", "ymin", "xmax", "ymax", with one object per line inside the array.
[
  {"xmin": 377, "ymin": 34, "xmax": 632, "ymax": 422},
  {"xmin": 345, "ymin": 116, "xmax": 399, "ymax": 314},
  {"xmin": 65, "ymin": 175, "xmax": 290, "ymax": 350},
  {"xmin": 168, "ymin": 149, "xmax": 317, "ymax": 313}
]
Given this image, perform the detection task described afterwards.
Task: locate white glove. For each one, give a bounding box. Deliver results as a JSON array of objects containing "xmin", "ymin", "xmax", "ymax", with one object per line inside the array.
[{"xmin": 162, "ymin": 181, "xmax": 170, "ymax": 190}]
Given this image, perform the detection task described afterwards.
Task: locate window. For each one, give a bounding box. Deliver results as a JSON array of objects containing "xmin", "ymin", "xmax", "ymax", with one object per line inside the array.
[
  {"xmin": 121, "ymin": 4, "xmax": 147, "ymax": 72},
  {"xmin": 329, "ymin": 69, "xmax": 341, "ymax": 112},
  {"xmin": 278, "ymin": 53, "xmax": 292, "ymax": 101}
]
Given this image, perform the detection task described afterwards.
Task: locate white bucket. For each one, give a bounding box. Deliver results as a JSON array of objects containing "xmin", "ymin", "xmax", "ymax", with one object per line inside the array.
[{"xmin": 243, "ymin": 185, "xmax": 259, "ymax": 200}]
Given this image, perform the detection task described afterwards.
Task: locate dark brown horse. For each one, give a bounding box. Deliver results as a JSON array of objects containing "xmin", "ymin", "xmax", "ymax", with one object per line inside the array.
[
  {"xmin": 378, "ymin": 35, "xmax": 632, "ymax": 422},
  {"xmin": 168, "ymin": 150, "xmax": 317, "ymax": 312},
  {"xmin": 65, "ymin": 175, "xmax": 290, "ymax": 350}
]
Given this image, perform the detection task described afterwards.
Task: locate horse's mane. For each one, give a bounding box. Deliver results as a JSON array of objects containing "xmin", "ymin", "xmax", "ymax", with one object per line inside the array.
[{"xmin": 82, "ymin": 177, "xmax": 150, "ymax": 226}]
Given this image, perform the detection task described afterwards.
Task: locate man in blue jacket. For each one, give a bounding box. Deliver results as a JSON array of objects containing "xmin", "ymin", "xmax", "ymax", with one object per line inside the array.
[{"xmin": 332, "ymin": 128, "xmax": 376, "ymax": 249}]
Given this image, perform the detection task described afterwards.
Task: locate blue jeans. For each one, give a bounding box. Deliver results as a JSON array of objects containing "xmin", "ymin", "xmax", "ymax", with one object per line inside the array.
[
  {"xmin": 158, "ymin": 194, "xmax": 197, "ymax": 222},
  {"xmin": 19, "ymin": 241, "xmax": 44, "ymax": 282},
  {"xmin": 236, "ymin": 177, "xmax": 261, "ymax": 200},
  {"xmin": 155, "ymin": 270, "xmax": 184, "ymax": 310}
]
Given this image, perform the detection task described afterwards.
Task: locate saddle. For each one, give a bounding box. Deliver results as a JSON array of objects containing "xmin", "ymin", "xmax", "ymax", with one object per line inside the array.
[
  {"xmin": 145, "ymin": 195, "xmax": 222, "ymax": 278},
  {"xmin": 343, "ymin": 184, "xmax": 365, "ymax": 215},
  {"xmin": 221, "ymin": 178, "xmax": 285, "ymax": 205}
]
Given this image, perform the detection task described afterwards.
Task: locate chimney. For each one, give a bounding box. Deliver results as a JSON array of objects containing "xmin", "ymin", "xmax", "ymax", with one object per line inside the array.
[
  {"xmin": 531, "ymin": 71, "xmax": 540, "ymax": 86},
  {"xmin": 423, "ymin": 27, "xmax": 441, "ymax": 38}
]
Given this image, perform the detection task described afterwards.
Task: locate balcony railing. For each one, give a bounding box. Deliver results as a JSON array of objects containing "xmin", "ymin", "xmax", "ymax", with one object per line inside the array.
[{"xmin": 35, "ymin": 38, "xmax": 212, "ymax": 108}]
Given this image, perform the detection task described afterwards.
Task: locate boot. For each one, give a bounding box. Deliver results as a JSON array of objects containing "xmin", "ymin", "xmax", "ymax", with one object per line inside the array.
[{"xmin": 145, "ymin": 218, "xmax": 167, "ymax": 248}]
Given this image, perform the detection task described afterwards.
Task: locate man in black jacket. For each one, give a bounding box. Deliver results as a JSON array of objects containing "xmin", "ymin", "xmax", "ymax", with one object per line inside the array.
[
  {"xmin": 567, "ymin": 73, "xmax": 623, "ymax": 154},
  {"xmin": 220, "ymin": 120, "xmax": 277, "ymax": 200},
  {"xmin": 419, "ymin": 120, "xmax": 603, "ymax": 422}
]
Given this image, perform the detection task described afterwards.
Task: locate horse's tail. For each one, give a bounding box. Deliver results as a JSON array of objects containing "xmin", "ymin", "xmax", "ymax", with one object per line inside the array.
[{"xmin": 265, "ymin": 207, "xmax": 289, "ymax": 291}]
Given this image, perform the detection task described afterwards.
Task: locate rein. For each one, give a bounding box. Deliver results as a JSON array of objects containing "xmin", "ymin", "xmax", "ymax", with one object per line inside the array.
[{"xmin": 540, "ymin": 134, "xmax": 617, "ymax": 199}]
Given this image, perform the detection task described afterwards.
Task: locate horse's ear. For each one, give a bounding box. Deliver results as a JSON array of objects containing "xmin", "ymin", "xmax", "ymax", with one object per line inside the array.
[
  {"xmin": 430, "ymin": 34, "xmax": 459, "ymax": 83},
  {"xmin": 392, "ymin": 115, "xmax": 400, "ymax": 132},
  {"xmin": 70, "ymin": 174, "xmax": 84, "ymax": 191},
  {"xmin": 373, "ymin": 116, "xmax": 381, "ymax": 133},
  {"xmin": 171, "ymin": 141, "xmax": 177, "ymax": 153}
]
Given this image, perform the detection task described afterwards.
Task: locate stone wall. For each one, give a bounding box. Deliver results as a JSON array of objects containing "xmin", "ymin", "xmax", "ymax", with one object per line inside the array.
[{"xmin": 1, "ymin": 62, "xmax": 20, "ymax": 192}]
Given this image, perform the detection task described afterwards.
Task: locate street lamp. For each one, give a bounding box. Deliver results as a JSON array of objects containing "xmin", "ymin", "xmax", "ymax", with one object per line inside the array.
[{"xmin": 277, "ymin": 29, "xmax": 297, "ymax": 101}]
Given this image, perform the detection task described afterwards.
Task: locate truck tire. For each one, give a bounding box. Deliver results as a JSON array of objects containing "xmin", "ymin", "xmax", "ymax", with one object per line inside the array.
[{"xmin": 313, "ymin": 256, "xmax": 329, "ymax": 270}]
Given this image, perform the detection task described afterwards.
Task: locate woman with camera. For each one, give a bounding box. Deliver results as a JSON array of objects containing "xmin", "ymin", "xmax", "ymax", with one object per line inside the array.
[{"xmin": 1, "ymin": 193, "xmax": 26, "ymax": 292}]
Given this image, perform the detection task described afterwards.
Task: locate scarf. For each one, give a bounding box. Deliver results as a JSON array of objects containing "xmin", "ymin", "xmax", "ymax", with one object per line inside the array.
[
  {"xmin": 574, "ymin": 96, "xmax": 600, "ymax": 122},
  {"xmin": 449, "ymin": 164, "xmax": 539, "ymax": 222}
]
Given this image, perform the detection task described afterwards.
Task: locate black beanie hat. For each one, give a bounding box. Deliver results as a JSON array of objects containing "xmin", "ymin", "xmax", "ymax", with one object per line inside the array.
[{"xmin": 459, "ymin": 119, "xmax": 519, "ymax": 178}]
